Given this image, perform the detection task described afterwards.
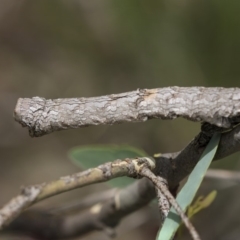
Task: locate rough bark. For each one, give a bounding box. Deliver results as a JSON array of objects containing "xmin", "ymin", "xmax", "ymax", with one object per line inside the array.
[{"xmin": 14, "ymin": 87, "xmax": 240, "ymax": 137}]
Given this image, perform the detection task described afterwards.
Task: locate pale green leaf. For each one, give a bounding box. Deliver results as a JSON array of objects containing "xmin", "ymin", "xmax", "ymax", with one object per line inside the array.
[{"xmin": 156, "ymin": 133, "xmax": 221, "ymax": 240}]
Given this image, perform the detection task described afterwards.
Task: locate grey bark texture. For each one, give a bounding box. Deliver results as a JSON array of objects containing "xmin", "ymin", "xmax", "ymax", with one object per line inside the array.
[{"xmin": 14, "ymin": 87, "xmax": 240, "ymax": 137}]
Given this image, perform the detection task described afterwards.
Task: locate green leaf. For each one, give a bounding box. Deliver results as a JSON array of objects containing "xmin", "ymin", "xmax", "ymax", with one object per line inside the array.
[
  {"xmin": 177, "ymin": 190, "xmax": 217, "ymax": 237},
  {"xmin": 187, "ymin": 190, "xmax": 217, "ymax": 218},
  {"xmin": 156, "ymin": 133, "xmax": 221, "ymax": 240},
  {"xmin": 69, "ymin": 144, "xmax": 148, "ymax": 188}
]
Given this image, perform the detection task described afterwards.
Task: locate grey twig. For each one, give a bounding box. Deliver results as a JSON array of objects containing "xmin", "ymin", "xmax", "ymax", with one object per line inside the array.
[
  {"xmin": 3, "ymin": 126, "xmax": 240, "ymax": 239},
  {"xmin": 140, "ymin": 167, "xmax": 201, "ymax": 240},
  {"xmin": 4, "ymin": 178, "xmax": 156, "ymax": 240},
  {"xmin": 0, "ymin": 157, "xmax": 155, "ymax": 230},
  {"xmin": 14, "ymin": 87, "xmax": 240, "ymax": 137},
  {"xmin": 49, "ymin": 188, "xmax": 117, "ymax": 214},
  {"xmin": 205, "ymin": 169, "xmax": 240, "ymax": 183},
  {"xmin": 156, "ymin": 187, "xmax": 170, "ymax": 222}
]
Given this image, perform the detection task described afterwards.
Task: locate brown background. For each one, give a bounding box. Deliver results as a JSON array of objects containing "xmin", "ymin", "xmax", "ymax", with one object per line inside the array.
[{"xmin": 0, "ymin": 1, "xmax": 240, "ymax": 239}]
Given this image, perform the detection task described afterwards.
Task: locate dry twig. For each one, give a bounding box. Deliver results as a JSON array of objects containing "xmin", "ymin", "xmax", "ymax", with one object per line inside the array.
[
  {"xmin": 140, "ymin": 167, "xmax": 201, "ymax": 240},
  {"xmin": 0, "ymin": 157, "xmax": 155, "ymax": 229},
  {"xmin": 3, "ymin": 125, "xmax": 240, "ymax": 239}
]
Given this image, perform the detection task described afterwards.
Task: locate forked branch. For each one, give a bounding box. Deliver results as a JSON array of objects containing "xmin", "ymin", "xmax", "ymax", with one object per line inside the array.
[
  {"xmin": 1, "ymin": 157, "xmax": 200, "ymax": 240},
  {"xmin": 0, "ymin": 157, "xmax": 155, "ymax": 229},
  {"xmin": 140, "ymin": 167, "xmax": 200, "ymax": 240},
  {"xmin": 3, "ymin": 125, "xmax": 240, "ymax": 239}
]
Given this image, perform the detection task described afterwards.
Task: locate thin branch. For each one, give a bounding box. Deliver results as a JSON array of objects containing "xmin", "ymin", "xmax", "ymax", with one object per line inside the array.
[
  {"xmin": 0, "ymin": 157, "xmax": 155, "ymax": 230},
  {"xmin": 140, "ymin": 167, "xmax": 201, "ymax": 240},
  {"xmin": 150, "ymin": 173, "xmax": 170, "ymax": 222},
  {"xmin": 205, "ymin": 169, "xmax": 240, "ymax": 183},
  {"xmin": 3, "ymin": 126, "xmax": 240, "ymax": 239},
  {"xmin": 14, "ymin": 87, "xmax": 240, "ymax": 137},
  {"xmin": 4, "ymin": 178, "xmax": 156, "ymax": 239},
  {"xmin": 155, "ymin": 187, "xmax": 170, "ymax": 222},
  {"xmin": 49, "ymin": 188, "xmax": 117, "ymax": 214}
]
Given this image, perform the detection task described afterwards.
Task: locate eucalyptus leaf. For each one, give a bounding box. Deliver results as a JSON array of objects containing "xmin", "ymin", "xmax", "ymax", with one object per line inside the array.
[
  {"xmin": 157, "ymin": 133, "xmax": 221, "ymax": 240},
  {"xmin": 69, "ymin": 145, "xmax": 148, "ymax": 188}
]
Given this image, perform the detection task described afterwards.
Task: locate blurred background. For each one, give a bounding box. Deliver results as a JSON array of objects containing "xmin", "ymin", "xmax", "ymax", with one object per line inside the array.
[{"xmin": 0, "ymin": 0, "xmax": 240, "ymax": 239}]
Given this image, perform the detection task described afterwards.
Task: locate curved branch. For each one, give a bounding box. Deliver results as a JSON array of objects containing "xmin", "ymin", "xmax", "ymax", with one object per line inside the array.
[
  {"xmin": 4, "ymin": 178, "xmax": 156, "ymax": 239},
  {"xmin": 3, "ymin": 126, "xmax": 240, "ymax": 239},
  {"xmin": 0, "ymin": 157, "xmax": 155, "ymax": 230}
]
